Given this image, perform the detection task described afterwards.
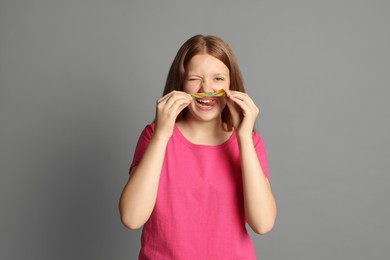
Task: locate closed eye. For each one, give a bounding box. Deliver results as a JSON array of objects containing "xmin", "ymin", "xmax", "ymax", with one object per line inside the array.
[{"xmin": 187, "ymin": 77, "xmax": 201, "ymax": 81}]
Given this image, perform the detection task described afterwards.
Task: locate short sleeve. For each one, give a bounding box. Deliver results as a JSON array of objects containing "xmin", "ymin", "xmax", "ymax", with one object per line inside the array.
[
  {"xmin": 129, "ymin": 124, "xmax": 155, "ymax": 173},
  {"xmin": 252, "ymin": 131, "xmax": 269, "ymax": 180}
]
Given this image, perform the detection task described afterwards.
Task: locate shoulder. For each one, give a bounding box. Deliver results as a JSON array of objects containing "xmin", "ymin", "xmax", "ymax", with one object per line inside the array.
[
  {"xmin": 140, "ymin": 123, "xmax": 155, "ymax": 136},
  {"xmin": 133, "ymin": 123, "xmax": 156, "ymax": 145},
  {"xmin": 252, "ymin": 130, "xmax": 265, "ymax": 145},
  {"xmin": 145, "ymin": 123, "xmax": 155, "ymax": 131}
]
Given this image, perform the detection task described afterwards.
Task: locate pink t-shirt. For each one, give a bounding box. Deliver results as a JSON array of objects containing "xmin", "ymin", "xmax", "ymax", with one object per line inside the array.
[{"xmin": 130, "ymin": 124, "xmax": 269, "ymax": 259}]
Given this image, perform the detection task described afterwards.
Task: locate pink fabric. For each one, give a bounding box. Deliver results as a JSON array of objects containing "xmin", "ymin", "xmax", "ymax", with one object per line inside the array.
[{"xmin": 130, "ymin": 124, "xmax": 269, "ymax": 259}]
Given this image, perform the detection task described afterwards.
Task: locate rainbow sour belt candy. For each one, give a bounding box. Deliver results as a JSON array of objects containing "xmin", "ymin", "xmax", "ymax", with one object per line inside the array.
[{"xmin": 191, "ymin": 88, "xmax": 225, "ymax": 98}]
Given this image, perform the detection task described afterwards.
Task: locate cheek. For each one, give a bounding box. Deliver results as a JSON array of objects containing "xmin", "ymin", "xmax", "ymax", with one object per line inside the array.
[
  {"xmin": 222, "ymin": 79, "xmax": 230, "ymax": 91},
  {"xmin": 183, "ymin": 82, "xmax": 199, "ymax": 94}
]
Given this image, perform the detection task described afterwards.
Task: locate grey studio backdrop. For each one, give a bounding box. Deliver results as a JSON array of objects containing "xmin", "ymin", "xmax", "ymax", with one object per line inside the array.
[{"xmin": 0, "ymin": 0, "xmax": 389, "ymax": 259}]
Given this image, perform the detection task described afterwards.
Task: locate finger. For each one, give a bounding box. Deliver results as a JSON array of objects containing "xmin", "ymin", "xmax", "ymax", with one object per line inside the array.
[
  {"xmin": 165, "ymin": 94, "xmax": 192, "ymax": 111},
  {"xmin": 227, "ymin": 91, "xmax": 259, "ymax": 113},
  {"xmin": 174, "ymin": 100, "xmax": 192, "ymax": 116},
  {"xmin": 157, "ymin": 91, "xmax": 174, "ymax": 104},
  {"xmin": 227, "ymin": 90, "xmax": 255, "ymax": 106},
  {"xmin": 155, "ymin": 98, "xmax": 192, "ymax": 128},
  {"xmin": 157, "ymin": 92, "xmax": 190, "ymax": 113},
  {"xmin": 158, "ymin": 90, "xmax": 191, "ymax": 104},
  {"xmin": 170, "ymin": 97, "xmax": 192, "ymax": 113},
  {"xmin": 228, "ymin": 97, "xmax": 250, "ymax": 116}
]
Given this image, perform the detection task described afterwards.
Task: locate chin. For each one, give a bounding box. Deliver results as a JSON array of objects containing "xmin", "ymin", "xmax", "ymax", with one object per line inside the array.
[{"xmin": 188, "ymin": 108, "xmax": 223, "ymax": 123}]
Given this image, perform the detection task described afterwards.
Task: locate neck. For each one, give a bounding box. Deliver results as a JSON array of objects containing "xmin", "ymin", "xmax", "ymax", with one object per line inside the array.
[
  {"xmin": 181, "ymin": 117, "xmax": 224, "ymax": 134},
  {"xmin": 177, "ymin": 116, "xmax": 233, "ymax": 146}
]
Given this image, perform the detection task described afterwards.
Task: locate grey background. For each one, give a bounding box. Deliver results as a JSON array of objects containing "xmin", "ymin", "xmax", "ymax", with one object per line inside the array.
[{"xmin": 0, "ymin": 0, "xmax": 389, "ymax": 259}]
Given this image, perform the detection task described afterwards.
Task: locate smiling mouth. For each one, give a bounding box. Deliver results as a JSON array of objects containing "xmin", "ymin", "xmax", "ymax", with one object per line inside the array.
[
  {"xmin": 195, "ymin": 98, "xmax": 217, "ymax": 107},
  {"xmin": 197, "ymin": 99, "xmax": 211, "ymax": 104}
]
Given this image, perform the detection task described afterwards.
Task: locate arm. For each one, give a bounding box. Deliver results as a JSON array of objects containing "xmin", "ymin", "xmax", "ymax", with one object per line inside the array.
[
  {"xmin": 225, "ymin": 90, "xmax": 277, "ymax": 234},
  {"xmin": 238, "ymin": 134, "xmax": 277, "ymax": 234},
  {"xmin": 119, "ymin": 133, "xmax": 169, "ymax": 230},
  {"xmin": 119, "ymin": 91, "xmax": 193, "ymax": 229}
]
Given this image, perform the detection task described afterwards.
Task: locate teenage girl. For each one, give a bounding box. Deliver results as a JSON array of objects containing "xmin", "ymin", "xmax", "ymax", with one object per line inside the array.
[{"xmin": 119, "ymin": 34, "xmax": 277, "ymax": 259}]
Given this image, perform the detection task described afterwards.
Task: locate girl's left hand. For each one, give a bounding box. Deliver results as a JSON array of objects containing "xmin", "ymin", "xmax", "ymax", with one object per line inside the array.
[{"xmin": 225, "ymin": 90, "xmax": 259, "ymax": 137}]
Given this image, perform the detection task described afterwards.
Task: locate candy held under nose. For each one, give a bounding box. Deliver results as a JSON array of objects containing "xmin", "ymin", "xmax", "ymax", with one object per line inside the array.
[{"xmin": 191, "ymin": 89, "xmax": 225, "ymax": 98}]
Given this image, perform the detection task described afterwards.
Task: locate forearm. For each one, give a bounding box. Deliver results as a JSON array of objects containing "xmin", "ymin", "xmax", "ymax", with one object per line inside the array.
[
  {"xmin": 119, "ymin": 134, "xmax": 169, "ymax": 229},
  {"xmin": 238, "ymin": 135, "xmax": 277, "ymax": 234}
]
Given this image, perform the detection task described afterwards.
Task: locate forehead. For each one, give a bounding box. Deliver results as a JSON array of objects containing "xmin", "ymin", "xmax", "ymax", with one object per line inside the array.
[{"xmin": 186, "ymin": 54, "xmax": 229, "ymax": 74}]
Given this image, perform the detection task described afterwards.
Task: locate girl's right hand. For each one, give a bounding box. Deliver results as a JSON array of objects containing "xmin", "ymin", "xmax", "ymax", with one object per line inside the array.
[{"xmin": 154, "ymin": 91, "xmax": 193, "ymax": 140}]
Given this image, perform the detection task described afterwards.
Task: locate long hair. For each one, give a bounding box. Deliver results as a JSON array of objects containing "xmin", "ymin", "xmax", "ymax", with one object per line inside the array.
[{"xmin": 163, "ymin": 35, "xmax": 246, "ymax": 131}]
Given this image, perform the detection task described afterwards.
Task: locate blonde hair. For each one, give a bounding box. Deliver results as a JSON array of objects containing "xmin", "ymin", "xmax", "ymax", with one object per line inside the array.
[{"xmin": 163, "ymin": 35, "xmax": 246, "ymax": 131}]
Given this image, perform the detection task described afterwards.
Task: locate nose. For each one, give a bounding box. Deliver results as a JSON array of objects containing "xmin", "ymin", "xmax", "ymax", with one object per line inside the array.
[{"xmin": 199, "ymin": 79, "xmax": 215, "ymax": 93}]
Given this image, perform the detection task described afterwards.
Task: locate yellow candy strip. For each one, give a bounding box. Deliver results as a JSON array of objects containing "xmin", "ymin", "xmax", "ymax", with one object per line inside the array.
[{"xmin": 191, "ymin": 88, "xmax": 225, "ymax": 98}]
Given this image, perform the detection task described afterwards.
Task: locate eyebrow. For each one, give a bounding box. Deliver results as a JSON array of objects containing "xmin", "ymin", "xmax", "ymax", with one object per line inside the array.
[
  {"xmin": 213, "ymin": 73, "xmax": 228, "ymax": 77},
  {"xmin": 187, "ymin": 73, "xmax": 228, "ymax": 77}
]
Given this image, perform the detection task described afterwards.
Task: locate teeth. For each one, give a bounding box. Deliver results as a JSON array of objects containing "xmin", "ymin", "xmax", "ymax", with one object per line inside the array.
[{"xmin": 197, "ymin": 99, "xmax": 211, "ymax": 103}]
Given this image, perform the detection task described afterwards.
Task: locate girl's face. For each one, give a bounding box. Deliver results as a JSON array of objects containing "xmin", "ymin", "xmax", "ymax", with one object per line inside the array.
[{"xmin": 183, "ymin": 53, "xmax": 230, "ymax": 122}]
